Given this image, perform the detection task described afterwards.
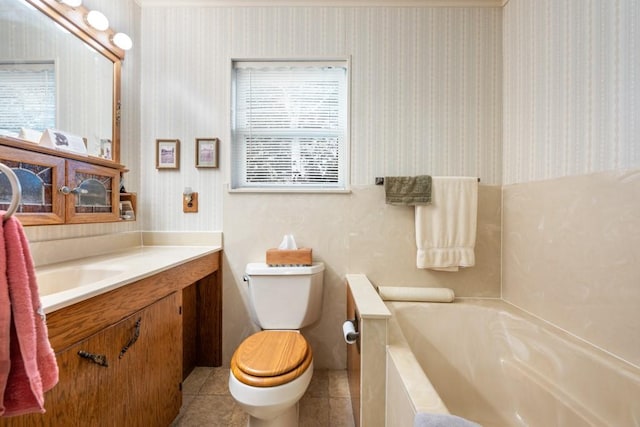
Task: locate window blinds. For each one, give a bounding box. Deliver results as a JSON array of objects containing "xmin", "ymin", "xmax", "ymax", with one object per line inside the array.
[
  {"xmin": 231, "ymin": 62, "xmax": 347, "ymax": 190},
  {"xmin": 0, "ymin": 61, "xmax": 56, "ymax": 135}
]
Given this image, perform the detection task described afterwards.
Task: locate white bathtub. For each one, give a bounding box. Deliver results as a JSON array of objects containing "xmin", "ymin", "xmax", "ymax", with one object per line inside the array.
[{"xmin": 385, "ymin": 299, "xmax": 640, "ymax": 427}]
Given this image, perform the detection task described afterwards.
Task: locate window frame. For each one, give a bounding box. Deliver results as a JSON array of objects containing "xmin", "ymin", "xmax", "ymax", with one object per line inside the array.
[{"xmin": 229, "ymin": 58, "xmax": 351, "ymax": 194}]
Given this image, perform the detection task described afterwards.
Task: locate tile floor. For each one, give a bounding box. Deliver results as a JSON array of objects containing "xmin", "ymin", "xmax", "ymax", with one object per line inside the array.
[{"xmin": 171, "ymin": 367, "xmax": 356, "ymax": 427}]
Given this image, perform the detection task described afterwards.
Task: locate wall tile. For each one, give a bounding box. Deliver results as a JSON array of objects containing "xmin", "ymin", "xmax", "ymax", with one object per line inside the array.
[{"xmin": 503, "ymin": 169, "xmax": 640, "ymax": 367}]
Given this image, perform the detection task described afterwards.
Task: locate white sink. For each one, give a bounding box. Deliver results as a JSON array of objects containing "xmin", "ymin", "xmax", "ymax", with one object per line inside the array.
[{"xmin": 37, "ymin": 265, "xmax": 126, "ymax": 296}]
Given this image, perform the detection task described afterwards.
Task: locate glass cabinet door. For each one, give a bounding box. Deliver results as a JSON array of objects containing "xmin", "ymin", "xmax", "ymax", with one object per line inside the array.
[
  {"xmin": 0, "ymin": 145, "xmax": 65, "ymax": 225},
  {"xmin": 66, "ymin": 160, "xmax": 120, "ymax": 224}
]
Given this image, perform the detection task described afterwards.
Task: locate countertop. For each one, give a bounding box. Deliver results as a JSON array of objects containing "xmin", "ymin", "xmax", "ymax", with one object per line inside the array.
[{"xmin": 37, "ymin": 245, "xmax": 222, "ymax": 313}]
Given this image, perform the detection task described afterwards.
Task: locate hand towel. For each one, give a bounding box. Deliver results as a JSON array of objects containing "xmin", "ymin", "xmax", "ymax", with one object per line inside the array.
[
  {"xmin": 414, "ymin": 413, "xmax": 481, "ymax": 427},
  {"xmin": 0, "ymin": 217, "xmax": 10, "ymax": 416},
  {"xmin": 415, "ymin": 177, "xmax": 478, "ymax": 271},
  {"xmin": 0, "ymin": 213, "xmax": 58, "ymax": 417},
  {"xmin": 384, "ymin": 175, "xmax": 432, "ymax": 206}
]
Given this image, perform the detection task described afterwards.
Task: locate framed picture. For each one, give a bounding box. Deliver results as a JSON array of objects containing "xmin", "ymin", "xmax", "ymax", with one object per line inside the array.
[
  {"xmin": 156, "ymin": 139, "xmax": 180, "ymax": 169},
  {"xmin": 100, "ymin": 138, "xmax": 112, "ymax": 160},
  {"xmin": 195, "ymin": 138, "xmax": 219, "ymax": 168}
]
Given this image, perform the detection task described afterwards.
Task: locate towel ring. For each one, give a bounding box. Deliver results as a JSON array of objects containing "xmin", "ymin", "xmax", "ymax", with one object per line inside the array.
[{"xmin": 0, "ymin": 163, "xmax": 22, "ymax": 221}]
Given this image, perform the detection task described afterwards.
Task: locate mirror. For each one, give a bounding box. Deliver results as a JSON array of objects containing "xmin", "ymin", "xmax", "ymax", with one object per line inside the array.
[{"xmin": 0, "ymin": 0, "xmax": 122, "ymax": 162}]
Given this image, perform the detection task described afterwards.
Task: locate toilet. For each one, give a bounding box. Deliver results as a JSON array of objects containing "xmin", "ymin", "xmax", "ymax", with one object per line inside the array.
[{"xmin": 229, "ymin": 262, "xmax": 325, "ymax": 427}]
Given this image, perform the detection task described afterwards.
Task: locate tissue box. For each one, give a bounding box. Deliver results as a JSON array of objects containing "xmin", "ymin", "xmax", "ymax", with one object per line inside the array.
[{"xmin": 266, "ymin": 248, "xmax": 312, "ymax": 266}]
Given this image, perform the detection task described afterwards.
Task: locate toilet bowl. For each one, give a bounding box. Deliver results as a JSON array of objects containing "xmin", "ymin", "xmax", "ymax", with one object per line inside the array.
[
  {"xmin": 229, "ymin": 365, "xmax": 313, "ymax": 426},
  {"xmin": 229, "ymin": 263, "xmax": 324, "ymax": 427},
  {"xmin": 229, "ymin": 331, "xmax": 314, "ymax": 426}
]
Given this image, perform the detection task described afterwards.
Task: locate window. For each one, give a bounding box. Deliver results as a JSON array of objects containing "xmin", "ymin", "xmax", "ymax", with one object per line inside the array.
[
  {"xmin": 231, "ymin": 60, "xmax": 349, "ymax": 191},
  {"xmin": 0, "ymin": 61, "xmax": 56, "ymax": 135}
]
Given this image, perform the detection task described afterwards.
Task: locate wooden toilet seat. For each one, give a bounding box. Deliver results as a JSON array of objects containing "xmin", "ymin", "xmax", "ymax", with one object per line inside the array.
[{"xmin": 231, "ymin": 330, "xmax": 313, "ymax": 387}]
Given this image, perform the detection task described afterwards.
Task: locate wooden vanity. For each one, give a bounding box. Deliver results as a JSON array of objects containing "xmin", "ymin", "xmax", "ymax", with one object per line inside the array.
[{"xmin": 0, "ymin": 249, "xmax": 222, "ymax": 427}]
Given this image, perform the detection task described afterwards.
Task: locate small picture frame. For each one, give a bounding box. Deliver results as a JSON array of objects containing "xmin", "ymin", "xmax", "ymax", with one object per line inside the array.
[
  {"xmin": 156, "ymin": 139, "xmax": 180, "ymax": 169},
  {"xmin": 195, "ymin": 138, "xmax": 219, "ymax": 168},
  {"xmin": 100, "ymin": 138, "xmax": 112, "ymax": 160}
]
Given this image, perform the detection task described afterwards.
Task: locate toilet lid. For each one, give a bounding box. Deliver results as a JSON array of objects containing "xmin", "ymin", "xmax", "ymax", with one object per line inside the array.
[{"xmin": 231, "ymin": 331, "xmax": 312, "ymax": 387}]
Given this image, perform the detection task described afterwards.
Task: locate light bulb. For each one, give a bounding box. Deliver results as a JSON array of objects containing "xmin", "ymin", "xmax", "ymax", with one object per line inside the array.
[
  {"xmin": 112, "ymin": 33, "xmax": 133, "ymax": 50},
  {"xmin": 59, "ymin": 0, "xmax": 82, "ymax": 7},
  {"xmin": 86, "ymin": 10, "xmax": 109, "ymax": 31}
]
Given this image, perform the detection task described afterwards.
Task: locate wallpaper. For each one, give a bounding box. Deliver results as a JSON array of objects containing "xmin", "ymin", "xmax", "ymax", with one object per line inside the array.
[
  {"xmin": 502, "ymin": 0, "xmax": 640, "ymax": 184},
  {"xmin": 140, "ymin": 6, "xmax": 502, "ymax": 231}
]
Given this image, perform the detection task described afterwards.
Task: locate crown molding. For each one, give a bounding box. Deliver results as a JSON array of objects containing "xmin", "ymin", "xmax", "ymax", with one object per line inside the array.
[{"xmin": 135, "ymin": 0, "xmax": 505, "ymax": 7}]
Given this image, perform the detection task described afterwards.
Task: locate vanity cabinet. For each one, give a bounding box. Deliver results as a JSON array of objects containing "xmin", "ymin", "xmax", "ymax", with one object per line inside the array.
[
  {"xmin": 0, "ymin": 251, "xmax": 222, "ymax": 426},
  {"xmin": 0, "ymin": 292, "xmax": 182, "ymax": 427},
  {"xmin": 0, "ymin": 139, "xmax": 124, "ymax": 225}
]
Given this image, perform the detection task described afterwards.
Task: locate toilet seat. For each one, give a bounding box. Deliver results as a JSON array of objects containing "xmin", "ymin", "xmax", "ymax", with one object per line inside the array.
[{"xmin": 231, "ymin": 331, "xmax": 313, "ymax": 388}]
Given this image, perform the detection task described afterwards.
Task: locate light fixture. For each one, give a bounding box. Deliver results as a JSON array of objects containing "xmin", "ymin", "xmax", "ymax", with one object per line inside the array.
[
  {"xmin": 111, "ymin": 32, "xmax": 133, "ymax": 51},
  {"xmin": 86, "ymin": 10, "xmax": 109, "ymax": 31},
  {"xmin": 58, "ymin": 0, "xmax": 82, "ymax": 7}
]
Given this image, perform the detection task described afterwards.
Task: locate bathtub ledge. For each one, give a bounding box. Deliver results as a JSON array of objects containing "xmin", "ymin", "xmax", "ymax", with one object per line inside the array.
[{"xmin": 345, "ymin": 274, "xmax": 391, "ymax": 319}]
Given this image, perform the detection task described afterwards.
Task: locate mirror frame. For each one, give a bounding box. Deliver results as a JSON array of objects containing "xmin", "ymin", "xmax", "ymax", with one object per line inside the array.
[{"xmin": 24, "ymin": 0, "xmax": 125, "ymax": 163}]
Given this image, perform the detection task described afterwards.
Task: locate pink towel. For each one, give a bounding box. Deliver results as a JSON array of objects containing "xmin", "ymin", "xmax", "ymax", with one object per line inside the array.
[
  {"xmin": 0, "ymin": 216, "xmax": 10, "ymax": 414},
  {"xmin": 0, "ymin": 213, "xmax": 58, "ymax": 417}
]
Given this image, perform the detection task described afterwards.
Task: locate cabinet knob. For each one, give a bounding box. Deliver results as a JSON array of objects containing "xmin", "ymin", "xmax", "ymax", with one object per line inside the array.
[{"xmin": 58, "ymin": 185, "xmax": 88, "ymax": 195}]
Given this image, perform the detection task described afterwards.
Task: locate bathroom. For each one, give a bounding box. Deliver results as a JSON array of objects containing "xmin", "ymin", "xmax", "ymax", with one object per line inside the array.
[{"xmin": 1, "ymin": 0, "xmax": 638, "ymax": 426}]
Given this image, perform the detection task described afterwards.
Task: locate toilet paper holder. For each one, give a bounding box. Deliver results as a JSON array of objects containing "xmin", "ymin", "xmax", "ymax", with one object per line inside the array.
[{"xmin": 343, "ymin": 318, "xmax": 360, "ymax": 347}]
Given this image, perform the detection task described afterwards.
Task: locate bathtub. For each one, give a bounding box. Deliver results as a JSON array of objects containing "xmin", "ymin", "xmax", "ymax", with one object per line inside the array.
[{"xmin": 385, "ymin": 299, "xmax": 640, "ymax": 427}]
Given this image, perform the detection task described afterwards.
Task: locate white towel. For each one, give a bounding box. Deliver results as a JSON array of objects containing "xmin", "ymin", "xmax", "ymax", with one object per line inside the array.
[
  {"xmin": 378, "ymin": 286, "xmax": 455, "ymax": 302},
  {"xmin": 414, "ymin": 413, "xmax": 481, "ymax": 427},
  {"xmin": 415, "ymin": 177, "xmax": 478, "ymax": 271}
]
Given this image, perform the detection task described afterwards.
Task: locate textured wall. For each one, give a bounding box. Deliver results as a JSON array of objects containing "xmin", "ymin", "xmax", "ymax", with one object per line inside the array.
[
  {"xmin": 139, "ymin": 6, "xmax": 502, "ymax": 232},
  {"xmin": 502, "ymin": 0, "xmax": 640, "ymax": 184}
]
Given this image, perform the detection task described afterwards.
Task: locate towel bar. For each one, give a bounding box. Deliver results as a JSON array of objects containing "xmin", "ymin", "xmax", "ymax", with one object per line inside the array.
[{"xmin": 375, "ymin": 176, "xmax": 480, "ymax": 185}]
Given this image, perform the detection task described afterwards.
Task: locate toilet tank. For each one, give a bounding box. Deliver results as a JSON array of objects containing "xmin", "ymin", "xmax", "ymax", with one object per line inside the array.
[{"xmin": 245, "ymin": 262, "xmax": 325, "ymax": 330}]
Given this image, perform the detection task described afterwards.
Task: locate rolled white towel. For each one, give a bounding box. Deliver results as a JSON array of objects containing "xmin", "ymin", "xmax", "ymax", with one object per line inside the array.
[{"xmin": 377, "ymin": 286, "xmax": 455, "ymax": 303}]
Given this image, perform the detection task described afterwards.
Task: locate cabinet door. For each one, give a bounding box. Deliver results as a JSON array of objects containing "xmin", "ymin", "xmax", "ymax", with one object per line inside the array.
[
  {"xmin": 0, "ymin": 145, "xmax": 65, "ymax": 225},
  {"xmin": 118, "ymin": 292, "xmax": 183, "ymax": 426},
  {"xmin": 65, "ymin": 160, "xmax": 120, "ymax": 224},
  {"xmin": 0, "ymin": 293, "xmax": 182, "ymax": 427}
]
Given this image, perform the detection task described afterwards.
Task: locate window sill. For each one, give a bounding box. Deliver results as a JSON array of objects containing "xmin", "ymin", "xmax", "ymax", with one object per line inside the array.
[{"xmin": 226, "ymin": 184, "xmax": 352, "ymax": 195}]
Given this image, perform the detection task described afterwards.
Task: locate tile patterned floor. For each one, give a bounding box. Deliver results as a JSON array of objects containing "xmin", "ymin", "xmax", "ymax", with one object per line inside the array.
[{"xmin": 171, "ymin": 367, "xmax": 356, "ymax": 427}]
